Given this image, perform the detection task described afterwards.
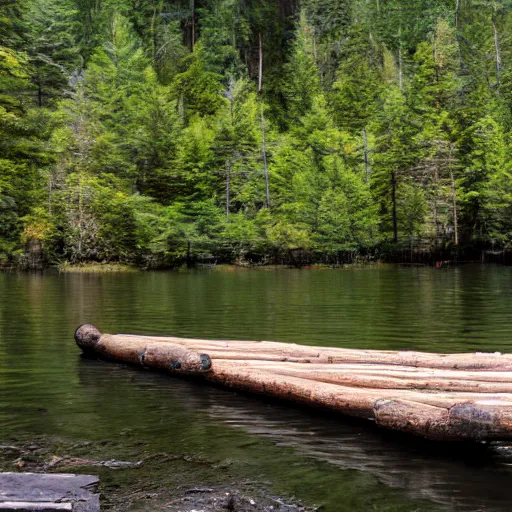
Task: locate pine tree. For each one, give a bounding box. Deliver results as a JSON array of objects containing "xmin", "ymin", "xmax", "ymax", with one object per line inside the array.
[
  {"xmin": 0, "ymin": 0, "xmax": 51, "ymax": 259},
  {"xmin": 281, "ymin": 10, "xmax": 321, "ymax": 125},
  {"xmin": 173, "ymin": 44, "xmax": 224, "ymax": 120},
  {"xmin": 371, "ymin": 86, "xmax": 421, "ymax": 243},
  {"xmin": 409, "ymin": 18, "xmax": 462, "ymax": 244},
  {"xmin": 211, "ymin": 78, "xmax": 261, "ymax": 215},
  {"xmin": 25, "ymin": 0, "xmax": 80, "ymax": 107},
  {"xmin": 458, "ymin": 115, "xmax": 509, "ymax": 243}
]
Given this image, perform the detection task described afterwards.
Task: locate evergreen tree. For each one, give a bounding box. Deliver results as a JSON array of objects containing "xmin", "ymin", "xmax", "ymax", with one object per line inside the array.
[
  {"xmin": 409, "ymin": 19, "xmax": 462, "ymax": 244},
  {"xmin": 458, "ymin": 115, "xmax": 510, "ymax": 242},
  {"xmin": 25, "ymin": 0, "xmax": 80, "ymax": 107},
  {"xmin": 0, "ymin": 0, "xmax": 51, "ymax": 260},
  {"xmin": 372, "ymin": 87, "xmax": 420, "ymax": 243},
  {"xmin": 281, "ymin": 10, "xmax": 321, "ymax": 124},
  {"xmin": 173, "ymin": 44, "xmax": 225, "ymax": 119}
]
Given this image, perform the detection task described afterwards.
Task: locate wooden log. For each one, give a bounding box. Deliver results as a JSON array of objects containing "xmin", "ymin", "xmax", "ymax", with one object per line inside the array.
[
  {"xmin": 204, "ymin": 365, "xmax": 378, "ymax": 418},
  {"xmin": 117, "ymin": 335, "xmax": 318, "ymax": 362},
  {"xmin": 249, "ymin": 368, "xmax": 512, "ymax": 393},
  {"xmin": 374, "ymin": 399, "xmax": 512, "ymax": 441},
  {"xmin": 374, "ymin": 399, "xmax": 451, "ymax": 440},
  {"xmin": 75, "ymin": 325, "xmax": 211, "ymax": 373},
  {"xmin": 211, "ymin": 360, "xmax": 512, "ymax": 409},
  {"xmin": 218, "ymin": 361, "xmax": 512, "ymax": 393},
  {"xmin": 75, "ymin": 325, "xmax": 512, "ymax": 441},
  {"xmin": 119, "ymin": 333, "xmax": 512, "ymax": 370},
  {"xmin": 216, "ymin": 359, "xmax": 512, "ymax": 382},
  {"xmin": 219, "ymin": 360, "xmax": 512, "ymax": 381}
]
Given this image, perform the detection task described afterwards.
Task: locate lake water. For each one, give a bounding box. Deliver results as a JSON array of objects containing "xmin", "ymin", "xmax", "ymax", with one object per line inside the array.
[{"xmin": 2, "ymin": 264, "xmax": 512, "ymax": 510}]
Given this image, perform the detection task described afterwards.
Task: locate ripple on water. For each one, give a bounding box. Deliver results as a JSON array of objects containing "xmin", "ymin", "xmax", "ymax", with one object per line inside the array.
[{"xmin": 2, "ymin": 265, "xmax": 512, "ymax": 511}]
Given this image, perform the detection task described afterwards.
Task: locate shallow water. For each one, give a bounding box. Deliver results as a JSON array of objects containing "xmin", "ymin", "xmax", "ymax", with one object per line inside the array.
[{"xmin": 2, "ymin": 264, "xmax": 512, "ymax": 510}]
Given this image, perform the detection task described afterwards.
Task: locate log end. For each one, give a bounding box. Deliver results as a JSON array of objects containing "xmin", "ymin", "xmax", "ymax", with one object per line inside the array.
[
  {"xmin": 200, "ymin": 354, "xmax": 212, "ymax": 371},
  {"xmin": 374, "ymin": 398, "xmax": 451, "ymax": 440},
  {"xmin": 75, "ymin": 324, "xmax": 102, "ymax": 353}
]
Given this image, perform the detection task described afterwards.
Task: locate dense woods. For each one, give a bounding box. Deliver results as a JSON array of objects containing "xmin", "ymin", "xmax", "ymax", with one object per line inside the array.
[{"xmin": 1, "ymin": 0, "xmax": 512, "ymax": 268}]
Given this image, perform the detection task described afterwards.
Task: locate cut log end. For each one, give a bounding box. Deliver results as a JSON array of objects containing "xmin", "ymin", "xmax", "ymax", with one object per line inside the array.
[
  {"xmin": 75, "ymin": 324, "xmax": 102, "ymax": 353},
  {"xmin": 200, "ymin": 354, "xmax": 212, "ymax": 371}
]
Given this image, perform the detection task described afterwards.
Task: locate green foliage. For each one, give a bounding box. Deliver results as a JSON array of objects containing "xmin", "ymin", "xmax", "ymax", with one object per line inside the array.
[
  {"xmin": 270, "ymin": 96, "xmax": 379, "ymax": 255},
  {"xmin": 281, "ymin": 10, "xmax": 321, "ymax": 124},
  {"xmin": 174, "ymin": 45, "xmax": 225, "ymax": 119},
  {"xmin": 458, "ymin": 115, "xmax": 510, "ymax": 241},
  {"xmin": 3, "ymin": 0, "xmax": 512, "ymax": 267},
  {"xmin": 371, "ymin": 87, "xmax": 420, "ymax": 242},
  {"xmin": 25, "ymin": 0, "xmax": 80, "ymax": 107}
]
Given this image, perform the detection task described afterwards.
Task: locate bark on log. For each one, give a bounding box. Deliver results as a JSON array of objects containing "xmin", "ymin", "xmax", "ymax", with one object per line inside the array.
[
  {"xmin": 120, "ymin": 334, "xmax": 512, "ymax": 370},
  {"xmin": 246, "ymin": 368, "xmax": 512, "ymax": 393},
  {"xmin": 211, "ymin": 360, "xmax": 512, "ymax": 409},
  {"xmin": 219, "ymin": 361, "xmax": 512, "ymax": 393},
  {"xmin": 75, "ymin": 325, "xmax": 512, "ymax": 441},
  {"xmin": 374, "ymin": 399, "xmax": 512, "ymax": 440},
  {"xmin": 374, "ymin": 399, "xmax": 451, "ymax": 439},
  {"xmin": 75, "ymin": 325, "xmax": 211, "ymax": 373}
]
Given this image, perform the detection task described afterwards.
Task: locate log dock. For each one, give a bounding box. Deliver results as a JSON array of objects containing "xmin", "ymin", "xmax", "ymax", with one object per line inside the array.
[{"xmin": 75, "ymin": 324, "xmax": 512, "ymax": 442}]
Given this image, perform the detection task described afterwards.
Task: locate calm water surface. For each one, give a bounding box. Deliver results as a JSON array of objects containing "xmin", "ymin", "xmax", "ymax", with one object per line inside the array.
[{"xmin": 2, "ymin": 264, "xmax": 512, "ymax": 510}]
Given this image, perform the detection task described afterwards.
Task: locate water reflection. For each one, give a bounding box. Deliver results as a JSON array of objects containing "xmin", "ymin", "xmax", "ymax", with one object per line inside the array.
[
  {"xmin": 3, "ymin": 265, "xmax": 512, "ymax": 511},
  {"xmin": 76, "ymin": 358, "xmax": 512, "ymax": 512}
]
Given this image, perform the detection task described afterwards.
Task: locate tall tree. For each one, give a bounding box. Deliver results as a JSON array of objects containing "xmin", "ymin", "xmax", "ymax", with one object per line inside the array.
[
  {"xmin": 372, "ymin": 87, "xmax": 420, "ymax": 243},
  {"xmin": 25, "ymin": 0, "xmax": 80, "ymax": 107}
]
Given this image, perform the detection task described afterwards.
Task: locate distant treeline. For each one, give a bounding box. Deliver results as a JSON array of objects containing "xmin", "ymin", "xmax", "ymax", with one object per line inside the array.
[{"xmin": 1, "ymin": 0, "xmax": 512, "ymax": 268}]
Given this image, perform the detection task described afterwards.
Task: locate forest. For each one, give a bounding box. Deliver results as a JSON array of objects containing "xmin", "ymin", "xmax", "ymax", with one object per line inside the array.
[{"xmin": 1, "ymin": 0, "xmax": 512, "ymax": 268}]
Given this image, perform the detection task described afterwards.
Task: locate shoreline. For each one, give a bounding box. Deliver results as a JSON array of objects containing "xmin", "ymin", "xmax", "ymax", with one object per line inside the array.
[
  {"xmin": 0, "ymin": 436, "xmax": 319, "ymax": 512},
  {"xmin": 0, "ymin": 259, "xmax": 507, "ymax": 274},
  {"xmin": 58, "ymin": 262, "xmax": 139, "ymax": 273},
  {"xmin": 3, "ymin": 241, "xmax": 512, "ymax": 272}
]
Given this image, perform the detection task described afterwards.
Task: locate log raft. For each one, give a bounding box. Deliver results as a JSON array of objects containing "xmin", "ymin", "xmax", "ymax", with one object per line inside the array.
[{"xmin": 75, "ymin": 324, "xmax": 512, "ymax": 442}]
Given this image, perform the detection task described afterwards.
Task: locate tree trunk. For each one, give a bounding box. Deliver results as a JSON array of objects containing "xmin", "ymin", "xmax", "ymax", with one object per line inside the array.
[
  {"xmin": 77, "ymin": 173, "xmax": 84, "ymax": 260},
  {"xmin": 363, "ymin": 128, "xmax": 370, "ymax": 183},
  {"xmin": 398, "ymin": 27, "xmax": 404, "ymax": 91},
  {"xmin": 151, "ymin": 4, "xmax": 158, "ymax": 63},
  {"xmin": 48, "ymin": 174, "xmax": 53, "ymax": 216},
  {"xmin": 190, "ymin": 0, "xmax": 195, "ymax": 51},
  {"xmin": 258, "ymin": 32, "xmax": 263, "ymax": 93},
  {"xmin": 492, "ymin": 8, "xmax": 501, "ymax": 87},
  {"xmin": 450, "ymin": 165, "xmax": 459, "ymax": 246},
  {"xmin": 312, "ymin": 29, "xmax": 317, "ymax": 63},
  {"xmin": 186, "ymin": 240, "xmax": 192, "ymax": 267},
  {"xmin": 433, "ymin": 165, "xmax": 439, "ymax": 239},
  {"xmin": 37, "ymin": 75, "xmax": 43, "ymax": 108},
  {"xmin": 225, "ymin": 160, "xmax": 231, "ymax": 216},
  {"xmin": 260, "ymin": 102, "xmax": 270, "ymax": 208},
  {"xmin": 257, "ymin": 34, "xmax": 270, "ymax": 208},
  {"xmin": 391, "ymin": 171, "xmax": 398, "ymax": 243}
]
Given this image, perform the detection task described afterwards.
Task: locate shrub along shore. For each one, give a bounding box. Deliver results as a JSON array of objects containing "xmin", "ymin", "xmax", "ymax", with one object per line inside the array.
[{"xmin": 3, "ymin": 243, "xmax": 510, "ymax": 272}]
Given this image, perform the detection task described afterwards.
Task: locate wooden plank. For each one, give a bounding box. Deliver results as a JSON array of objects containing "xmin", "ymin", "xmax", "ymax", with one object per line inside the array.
[
  {"xmin": 0, "ymin": 473, "xmax": 100, "ymax": 512},
  {"xmin": 0, "ymin": 502, "xmax": 73, "ymax": 511}
]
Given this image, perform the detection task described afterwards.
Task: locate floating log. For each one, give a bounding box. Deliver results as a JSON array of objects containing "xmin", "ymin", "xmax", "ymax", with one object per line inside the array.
[{"xmin": 75, "ymin": 324, "xmax": 512, "ymax": 441}]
